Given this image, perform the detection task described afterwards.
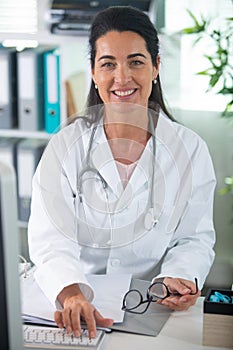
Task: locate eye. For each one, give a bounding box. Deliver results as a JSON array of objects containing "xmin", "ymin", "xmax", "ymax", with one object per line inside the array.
[
  {"xmin": 101, "ymin": 62, "xmax": 115, "ymax": 68},
  {"xmin": 130, "ymin": 60, "xmax": 144, "ymax": 66}
]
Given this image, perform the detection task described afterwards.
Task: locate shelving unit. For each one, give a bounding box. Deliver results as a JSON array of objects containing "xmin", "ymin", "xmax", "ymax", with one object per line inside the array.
[
  {"xmin": 0, "ymin": 129, "xmax": 51, "ymax": 140},
  {"xmin": 0, "ymin": 2, "xmax": 91, "ymax": 240}
]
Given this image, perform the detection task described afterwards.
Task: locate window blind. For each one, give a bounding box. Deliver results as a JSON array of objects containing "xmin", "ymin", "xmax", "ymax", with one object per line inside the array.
[{"xmin": 0, "ymin": 0, "xmax": 38, "ymax": 34}]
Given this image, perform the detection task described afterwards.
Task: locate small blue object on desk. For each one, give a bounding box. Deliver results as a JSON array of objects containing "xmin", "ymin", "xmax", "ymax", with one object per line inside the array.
[
  {"xmin": 204, "ymin": 288, "xmax": 233, "ymax": 315},
  {"xmin": 209, "ymin": 291, "xmax": 232, "ymax": 304}
]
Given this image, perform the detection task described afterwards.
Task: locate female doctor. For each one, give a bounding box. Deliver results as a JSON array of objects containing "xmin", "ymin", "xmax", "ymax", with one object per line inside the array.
[{"xmin": 28, "ymin": 6, "xmax": 216, "ymax": 338}]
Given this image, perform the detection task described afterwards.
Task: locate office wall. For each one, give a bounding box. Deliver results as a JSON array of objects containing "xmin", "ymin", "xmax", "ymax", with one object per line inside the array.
[
  {"xmin": 174, "ymin": 109, "xmax": 233, "ymax": 289},
  {"xmin": 163, "ymin": 0, "xmax": 233, "ymax": 288}
]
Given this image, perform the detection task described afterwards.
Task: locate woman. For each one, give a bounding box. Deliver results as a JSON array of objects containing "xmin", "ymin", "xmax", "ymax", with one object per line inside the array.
[{"xmin": 28, "ymin": 6, "xmax": 216, "ymax": 338}]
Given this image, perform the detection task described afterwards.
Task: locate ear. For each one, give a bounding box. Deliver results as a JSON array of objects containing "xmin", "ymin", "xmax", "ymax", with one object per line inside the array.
[
  {"xmin": 152, "ymin": 55, "xmax": 160, "ymax": 80},
  {"xmin": 91, "ymin": 68, "xmax": 96, "ymax": 85}
]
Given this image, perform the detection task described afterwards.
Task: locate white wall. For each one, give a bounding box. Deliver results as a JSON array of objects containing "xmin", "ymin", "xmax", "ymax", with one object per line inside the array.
[{"xmin": 163, "ymin": 0, "xmax": 233, "ymax": 288}]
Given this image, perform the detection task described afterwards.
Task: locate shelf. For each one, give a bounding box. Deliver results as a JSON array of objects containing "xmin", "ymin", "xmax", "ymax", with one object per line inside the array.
[
  {"xmin": 0, "ymin": 129, "xmax": 52, "ymax": 139},
  {"xmin": 18, "ymin": 221, "xmax": 28, "ymax": 229}
]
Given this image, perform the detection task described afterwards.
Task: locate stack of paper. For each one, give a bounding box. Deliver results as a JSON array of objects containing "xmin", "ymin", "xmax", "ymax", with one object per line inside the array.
[{"xmin": 20, "ymin": 267, "xmax": 132, "ymax": 326}]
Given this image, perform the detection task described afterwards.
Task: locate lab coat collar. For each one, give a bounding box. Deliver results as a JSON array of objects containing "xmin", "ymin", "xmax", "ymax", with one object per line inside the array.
[
  {"xmin": 89, "ymin": 111, "xmax": 176, "ymax": 198},
  {"xmin": 90, "ymin": 122, "xmax": 153, "ymax": 198},
  {"xmin": 91, "ymin": 124, "xmax": 123, "ymax": 197}
]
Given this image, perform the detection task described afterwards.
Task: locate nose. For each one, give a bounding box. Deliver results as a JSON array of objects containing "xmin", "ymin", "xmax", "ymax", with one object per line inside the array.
[{"xmin": 114, "ymin": 64, "xmax": 132, "ymax": 85}]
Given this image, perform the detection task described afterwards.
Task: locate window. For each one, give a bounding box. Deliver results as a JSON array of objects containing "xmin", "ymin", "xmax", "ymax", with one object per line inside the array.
[{"xmin": 0, "ymin": 0, "xmax": 38, "ymax": 34}]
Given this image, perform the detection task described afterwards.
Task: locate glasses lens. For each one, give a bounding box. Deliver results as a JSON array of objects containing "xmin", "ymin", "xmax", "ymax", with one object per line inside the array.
[
  {"xmin": 148, "ymin": 282, "xmax": 168, "ymax": 300},
  {"xmin": 123, "ymin": 290, "xmax": 142, "ymax": 311}
]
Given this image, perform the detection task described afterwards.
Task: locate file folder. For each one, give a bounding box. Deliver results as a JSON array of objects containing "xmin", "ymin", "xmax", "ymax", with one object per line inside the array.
[
  {"xmin": 0, "ymin": 137, "xmax": 20, "ymax": 172},
  {"xmin": 17, "ymin": 46, "xmax": 47, "ymax": 131},
  {"xmin": 0, "ymin": 47, "xmax": 18, "ymax": 129},
  {"xmin": 16, "ymin": 139, "xmax": 48, "ymax": 222},
  {"xmin": 44, "ymin": 47, "xmax": 61, "ymax": 134}
]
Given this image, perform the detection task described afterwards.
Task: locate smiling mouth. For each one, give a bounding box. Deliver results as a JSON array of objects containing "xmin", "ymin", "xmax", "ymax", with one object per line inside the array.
[{"xmin": 113, "ymin": 89, "xmax": 136, "ymax": 97}]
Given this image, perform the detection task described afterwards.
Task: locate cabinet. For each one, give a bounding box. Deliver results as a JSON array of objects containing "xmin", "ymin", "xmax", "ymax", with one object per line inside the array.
[{"xmin": 0, "ymin": 2, "xmax": 91, "ymax": 232}]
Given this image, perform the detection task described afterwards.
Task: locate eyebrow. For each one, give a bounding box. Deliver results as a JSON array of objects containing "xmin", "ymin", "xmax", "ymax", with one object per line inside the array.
[{"xmin": 97, "ymin": 53, "xmax": 147, "ymax": 61}]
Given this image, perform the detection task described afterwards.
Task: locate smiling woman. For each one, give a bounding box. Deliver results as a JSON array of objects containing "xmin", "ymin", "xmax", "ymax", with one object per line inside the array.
[
  {"xmin": 92, "ymin": 31, "xmax": 158, "ymax": 108},
  {"xmin": 28, "ymin": 5, "xmax": 216, "ymax": 339}
]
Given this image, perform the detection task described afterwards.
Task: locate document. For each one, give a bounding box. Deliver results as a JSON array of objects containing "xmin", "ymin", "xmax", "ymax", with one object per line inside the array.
[{"xmin": 20, "ymin": 266, "xmax": 132, "ymax": 325}]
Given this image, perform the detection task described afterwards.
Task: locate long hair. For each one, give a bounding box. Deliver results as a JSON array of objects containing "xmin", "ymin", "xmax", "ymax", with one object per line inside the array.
[{"xmin": 86, "ymin": 6, "xmax": 174, "ymax": 121}]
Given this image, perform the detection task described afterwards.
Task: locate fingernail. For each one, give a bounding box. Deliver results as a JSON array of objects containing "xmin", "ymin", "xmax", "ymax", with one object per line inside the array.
[
  {"xmin": 66, "ymin": 326, "xmax": 72, "ymax": 334},
  {"xmin": 89, "ymin": 331, "xmax": 96, "ymax": 339},
  {"xmin": 74, "ymin": 330, "xmax": 80, "ymax": 337}
]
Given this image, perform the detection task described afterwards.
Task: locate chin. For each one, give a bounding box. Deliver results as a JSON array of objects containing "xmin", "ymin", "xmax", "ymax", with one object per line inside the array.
[{"xmin": 105, "ymin": 102, "xmax": 148, "ymax": 127}]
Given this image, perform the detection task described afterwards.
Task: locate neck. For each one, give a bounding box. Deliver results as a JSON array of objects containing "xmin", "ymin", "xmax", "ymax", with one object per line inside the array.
[
  {"xmin": 104, "ymin": 124, "xmax": 151, "ymax": 165},
  {"xmin": 103, "ymin": 103, "xmax": 150, "ymax": 142},
  {"xmin": 103, "ymin": 104, "xmax": 156, "ymax": 164},
  {"xmin": 104, "ymin": 123, "xmax": 151, "ymax": 144}
]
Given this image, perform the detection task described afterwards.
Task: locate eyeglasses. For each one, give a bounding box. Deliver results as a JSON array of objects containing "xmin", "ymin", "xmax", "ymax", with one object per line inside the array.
[{"xmin": 122, "ymin": 278, "xmax": 198, "ymax": 314}]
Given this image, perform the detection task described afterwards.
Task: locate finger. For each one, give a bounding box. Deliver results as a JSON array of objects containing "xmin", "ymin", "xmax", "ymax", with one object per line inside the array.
[
  {"xmin": 70, "ymin": 308, "xmax": 82, "ymax": 337},
  {"xmin": 164, "ymin": 278, "xmax": 191, "ymax": 295},
  {"xmin": 61, "ymin": 308, "xmax": 73, "ymax": 334},
  {"xmin": 82, "ymin": 306, "xmax": 97, "ymax": 338},
  {"xmin": 94, "ymin": 308, "xmax": 114, "ymax": 327},
  {"xmin": 161, "ymin": 293, "xmax": 198, "ymax": 310},
  {"xmin": 179, "ymin": 279, "xmax": 199, "ymax": 294},
  {"xmin": 160, "ymin": 298, "xmax": 191, "ymax": 311},
  {"xmin": 178, "ymin": 290, "xmax": 201, "ymax": 303},
  {"xmin": 54, "ymin": 311, "xmax": 64, "ymax": 329}
]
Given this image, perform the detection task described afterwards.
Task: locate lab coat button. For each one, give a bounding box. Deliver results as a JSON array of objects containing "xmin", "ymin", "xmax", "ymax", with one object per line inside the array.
[{"xmin": 110, "ymin": 259, "xmax": 121, "ymax": 267}]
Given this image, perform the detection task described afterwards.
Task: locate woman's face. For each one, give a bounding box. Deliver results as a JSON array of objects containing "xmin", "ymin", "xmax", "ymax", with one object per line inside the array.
[{"xmin": 92, "ymin": 30, "xmax": 159, "ymax": 108}]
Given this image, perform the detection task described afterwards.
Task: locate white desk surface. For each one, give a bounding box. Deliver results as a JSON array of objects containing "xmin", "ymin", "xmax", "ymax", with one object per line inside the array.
[{"xmin": 101, "ymin": 297, "xmax": 231, "ymax": 350}]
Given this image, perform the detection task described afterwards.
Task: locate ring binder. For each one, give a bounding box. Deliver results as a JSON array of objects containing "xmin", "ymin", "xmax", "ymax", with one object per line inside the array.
[{"xmin": 0, "ymin": 47, "xmax": 18, "ymax": 129}]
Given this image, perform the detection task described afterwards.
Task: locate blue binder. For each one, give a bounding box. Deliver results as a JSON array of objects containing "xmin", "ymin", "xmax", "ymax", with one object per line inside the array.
[{"xmin": 43, "ymin": 47, "xmax": 61, "ymax": 134}]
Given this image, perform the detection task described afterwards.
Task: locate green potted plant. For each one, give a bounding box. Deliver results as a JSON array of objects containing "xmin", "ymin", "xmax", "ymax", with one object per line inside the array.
[
  {"xmin": 182, "ymin": 9, "xmax": 233, "ymax": 117},
  {"xmin": 182, "ymin": 8, "xmax": 233, "ymax": 195}
]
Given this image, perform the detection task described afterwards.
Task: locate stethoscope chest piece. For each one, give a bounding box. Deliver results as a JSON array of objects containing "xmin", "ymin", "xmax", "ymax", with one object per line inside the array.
[{"xmin": 144, "ymin": 207, "xmax": 158, "ymax": 231}]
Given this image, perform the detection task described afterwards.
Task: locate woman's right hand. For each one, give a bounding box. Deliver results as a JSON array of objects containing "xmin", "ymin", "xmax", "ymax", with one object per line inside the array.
[{"xmin": 54, "ymin": 283, "xmax": 114, "ymax": 338}]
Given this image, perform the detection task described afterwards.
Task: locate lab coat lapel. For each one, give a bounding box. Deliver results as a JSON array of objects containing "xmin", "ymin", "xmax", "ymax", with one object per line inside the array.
[
  {"xmin": 128, "ymin": 138, "xmax": 153, "ymax": 192},
  {"xmin": 113, "ymin": 139, "xmax": 154, "ymax": 212},
  {"xmin": 91, "ymin": 126, "xmax": 123, "ymax": 197}
]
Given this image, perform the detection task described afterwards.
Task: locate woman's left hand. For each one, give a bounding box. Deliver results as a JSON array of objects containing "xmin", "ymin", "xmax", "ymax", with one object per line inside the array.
[{"xmin": 156, "ymin": 277, "xmax": 201, "ymax": 311}]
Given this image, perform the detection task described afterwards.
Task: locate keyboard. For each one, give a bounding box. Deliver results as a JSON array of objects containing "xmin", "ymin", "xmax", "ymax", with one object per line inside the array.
[{"xmin": 23, "ymin": 325, "xmax": 106, "ymax": 349}]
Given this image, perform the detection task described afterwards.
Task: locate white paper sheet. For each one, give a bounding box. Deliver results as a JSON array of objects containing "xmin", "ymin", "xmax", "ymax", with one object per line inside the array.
[{"xmin": 20, "ymin": 267, "xmax": 132, "ymax": 325}]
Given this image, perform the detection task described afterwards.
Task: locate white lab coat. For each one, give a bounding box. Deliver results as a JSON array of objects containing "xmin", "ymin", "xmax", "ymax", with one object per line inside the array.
[{"xmin": 28, "ymin": 112, "xmax": 216, "ymax": 307}]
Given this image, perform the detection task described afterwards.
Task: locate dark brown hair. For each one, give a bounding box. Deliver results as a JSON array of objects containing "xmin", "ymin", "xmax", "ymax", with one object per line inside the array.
[{"xmin": 86, "ymin": 6, "xmax": 174, "ymax": 121}]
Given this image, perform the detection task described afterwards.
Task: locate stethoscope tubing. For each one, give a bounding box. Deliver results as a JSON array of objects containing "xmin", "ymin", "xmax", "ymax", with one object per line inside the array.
[{"xmin": 77, "ymin": 113, "xmax": 157, "ymax": 231}]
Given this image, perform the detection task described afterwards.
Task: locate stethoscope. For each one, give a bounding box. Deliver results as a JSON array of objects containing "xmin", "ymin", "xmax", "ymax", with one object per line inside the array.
[{"xmin": 77, "ymin": 112, "xmax": 158, "ymax": 233}]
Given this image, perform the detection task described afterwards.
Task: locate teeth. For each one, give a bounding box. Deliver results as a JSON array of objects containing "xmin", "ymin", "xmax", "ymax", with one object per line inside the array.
[{"xmin": 114, "ymin": 89, "xmax": 135, "ymax": 96}]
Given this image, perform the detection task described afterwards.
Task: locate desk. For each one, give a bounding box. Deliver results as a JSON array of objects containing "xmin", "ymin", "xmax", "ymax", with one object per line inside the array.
[{"xmin": 102, "ymin": 298, "xmax": 231, "ymax": 350}]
